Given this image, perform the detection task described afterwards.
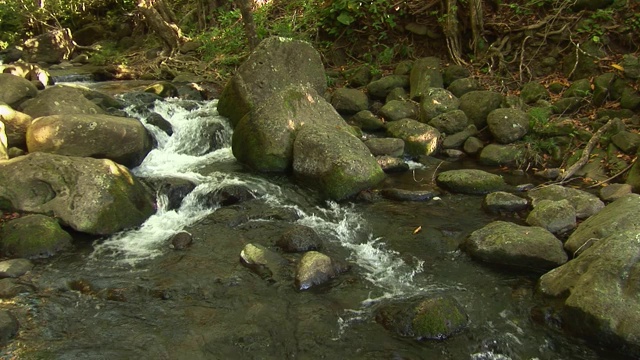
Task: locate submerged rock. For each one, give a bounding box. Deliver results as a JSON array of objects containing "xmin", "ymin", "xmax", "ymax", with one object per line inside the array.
[
  {"xmin": 464, "ymin": 221, "xmax": 568, "ymax": 271},
  {"xmin": 0, "ymin": 258, "xmax": 34, "ymax": 278},
  {"xmin": 295, "ymin": 251, "xmax": 348, "ymax": 290},
  {"xmin": 436, "ymin": 169, "xmax": 506, "ymax": 195},
  {"xmin": 240, "ymin": 243, "xmax": 288, "ymax": 283},
  {"xmin": 375, "ymin": 295, "xmax": 468, "ymax": 340},
  {"xmin": 0, "ymin": 310, "xmax": 18, "ymax": 345},
  {"xmin": 277, "ymin": 225, "xmax": 323, "ymax": 253}
]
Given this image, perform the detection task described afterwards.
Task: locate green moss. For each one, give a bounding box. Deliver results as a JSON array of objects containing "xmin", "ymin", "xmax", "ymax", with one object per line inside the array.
[{"xmin": 411, "ymin": 296, "xmax": 468, "ymax": 340}]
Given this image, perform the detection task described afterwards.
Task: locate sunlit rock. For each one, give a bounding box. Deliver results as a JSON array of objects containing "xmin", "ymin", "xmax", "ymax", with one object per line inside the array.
[{"xmin": 0, "ymin": 214, "xmax": 72, "ymax": 259}]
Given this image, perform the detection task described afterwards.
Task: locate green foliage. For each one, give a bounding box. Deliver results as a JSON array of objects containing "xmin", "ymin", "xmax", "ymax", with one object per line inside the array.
[
  {"xmin": 87, "ymin": 41, "xmax": 127, "ymax": 66},
  {"xmin": 320, "ymin": 0, "xmax": 403, "ymax": 42}
]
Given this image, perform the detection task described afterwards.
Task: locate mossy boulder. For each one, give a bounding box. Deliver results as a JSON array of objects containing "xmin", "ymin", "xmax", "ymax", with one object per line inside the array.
[
  {"xmin": 520, "ymin": 82, "xmax": 549, "ymax": 104},
  {"xmin": 379, "ymin": 100, "xmax": 418, "ymax": 122},
  {"xmin": 217, "ymin": 37, "xmax": 327, "ymax": 127},
  {"xmin": 459, "ymin": 91, "xmax": 504, "ymax": 128},
  {"xmin": 478, "ymin": 144, "xmax": 523, "ymax": 166},
  {"xmin": 330, "ymin": 88, "xmax": 369, "ymax": 115},
  {"xmin": 0, "ymin": 152, "xmax": 155, "ymax": 235},
  {"xmin": 385, "ymin": 118, "xmax": 440, "ymax": 157},
  {"xmin": 526, "ymin": 184, "xmax": 604, "ymax": 220},
  {"xmin": 375, "ymin": 295, "xmax": 468, "ymax": 340},
  {"xmin": 366, "ymin": 75, "xmax": 409, "ymax": 99},
  {"xmin": 0, "ymin": 214, "xmax": 72, "ymax": 258},
  {"xmin": 526, "ymin": 199, "xmax": 576, "ymax": 235},
  {"xmin": 486, "ymin": 108, "xmax": 530, "ymax": 144},
  {"xmin": 19, "ymin": 85, "xmax": 106, "ymax": 118},
  {"xmin": 409, "ymin": 57, "xmax": 443, "ymax": 100},
  {"xmin": 464, "ymin": 221, "xmax": 568, "ymax": 271},
  {"xmin": 0, "ymin": 74, "xmax": 38, "ymax": 108},
  {"xmin": 233, "ymin": 85, "xmax": 350, "ymax": 172},
  {"xmin": 428, "ymin": 109, "xmax": 468, "ymax": 135},
  {"xmin": 295, "ymin": 251, "xmax": 348, "ymax": 290},
  {"xmin": 436, "ymin": 169, "xmax": 506, "ymax": 195},
  {"xmin": 293, "ymin": 124, "xmax": 385, "ymax": 200},
  {"xmin": 419, "ymin": 88, "xmax": 459, "ymax": 122}
]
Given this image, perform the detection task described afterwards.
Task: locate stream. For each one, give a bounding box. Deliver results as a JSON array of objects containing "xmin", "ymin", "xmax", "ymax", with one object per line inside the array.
[{"xmin": 0, "ymin": 86, "xmax": 628, "ymax": 360}]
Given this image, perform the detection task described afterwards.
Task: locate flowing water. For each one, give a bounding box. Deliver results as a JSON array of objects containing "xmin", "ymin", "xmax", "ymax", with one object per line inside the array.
[{"xmin": 1, "ymin": 91, "xmax": 629, "ymax": 359}]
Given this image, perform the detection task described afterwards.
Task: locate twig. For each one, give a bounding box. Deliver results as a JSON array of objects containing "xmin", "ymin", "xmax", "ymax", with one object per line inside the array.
[
  {"xmin": 587, "ymin": 157, "xmax": 637, "ymax": 188},
  {"xmin": 556, "ymin": 118, "xmax": 614, "ymax": 183}
]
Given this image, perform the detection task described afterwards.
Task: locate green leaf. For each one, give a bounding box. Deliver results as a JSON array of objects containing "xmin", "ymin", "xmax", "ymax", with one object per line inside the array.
[{"xmin": 337, "ymin": 12, "xmax": 355, "ymax": 26}]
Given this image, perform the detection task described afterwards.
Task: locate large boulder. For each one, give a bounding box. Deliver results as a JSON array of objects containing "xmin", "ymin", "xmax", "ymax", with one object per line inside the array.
[
  {"xmin": 419, "ymin": 88, "xmax": 459, "ymax": 122},
  {"xmin": 538, "ymin": 228, "xmax": 640, "ymax": 356},
  {"xmin": 486, "ymin": 108, "xmax": 530, "ymax": 144},
  {"xmin": 26, "ymin": 114, "xmax": 152, "ymax": 168},
  {"xmin": 526, "ymin": 184, "xmax": 604, "ymax": 219},
  {"xmin": 0, "ymin": 74, "xmax": 38, "ymax": 108},
  {"xmin": 232, "ymin": 85, "xmax": 350, "ymax": 172},
  {"xmin": 19, "ymin": 85, "xmax": 106, "ymax": 118},
  {"xmin": 0, "ymin": 102, "xmax": 32, "ymax": 149},
  {"xmin": 459, "ymin": 91, "xmax": 504, "ymax": 129},
  {"xmin": 436, "ymin": 169, "xmax": 506, "ymax": 195},
  {"xmin": 409, "ymin": 57, "xmax": 443, "ymax": 100},
  {"xmin": 564, "ymin": 194, "xmax": 640, "ymax": 256},
  {"xmin": 330, "ymin": 88, "xmax": 369, "ymax": 115},
  {"xmin": 0, "ymin": 152, "xmax": 155, "ymax": 235},
  {"xmin": 385, "ymin": 118, "xmax": 440, "ymax": 157},
  {"xmin": 292, "ymin": 124, "xmax": 385, "ymax": 200},
  {"xmin": 22, "ymin": 28, "xmax": 75, "ymax": 64},
  {"xmin": 217, "ymin": 37, "xmax": 326, "ymax": 127},
  {"xmin": 464, "ymin": 221, "xmax": 568, "ymax": 271},
  {"xmin": 0, "ymin": 214, "xmax": 72, "ymax": 259}
]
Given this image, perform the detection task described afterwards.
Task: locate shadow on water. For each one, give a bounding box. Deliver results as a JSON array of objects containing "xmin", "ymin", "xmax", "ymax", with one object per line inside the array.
[{"xmin": 2, "ymin": 91, "xmax": 631, "ymax": 360}]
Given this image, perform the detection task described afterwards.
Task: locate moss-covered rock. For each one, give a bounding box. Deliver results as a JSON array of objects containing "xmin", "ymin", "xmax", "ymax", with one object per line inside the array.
[
  {"xmin": 379, "ymin": 99, "xmax": 418, "ymax": 122},
  {"xmin": 375, "ymin": 295, "xmax": 468, "ymax": 340},
  {"xmin": 217, "ymin": 37, "xmax": 327, "ymax": 127},
  {"xmin": 419, "ymin": 88, "xmax": 459, "ymax": 122},
  {"xmin": 486, "ymin": 108, "xmax": 530, "ymax": 144},
  {"xmin": 520, "ymin": 82, "xmax": 549, "ymax": 104},
  {"xmin": 293, "ymin": 124, "xmax": 385, "ymax": 200},
  {"xmin": 0, "ymin": 214, "xmax": 72, "ymax": 258},
  {"xmin": 409, "ymin": 57, "xmax": 443, "ymax": 100},
  {"xmin": 385, "ymin": 118, "xmax": 440, "ymax": 157},
  {"xmin": 478, "ymin": 144, "xmax": 523, "ymax": 166},
  {"xmin": 436, "ymin": 169, "xmax": 506, "ymax": 195},
  {"xmin": 366, "ymin": 75, "xmax": 409, "ymax": 99},
  {"xmin": 459, "ymin": 90, "xmax": 504, "ymax": 128}
]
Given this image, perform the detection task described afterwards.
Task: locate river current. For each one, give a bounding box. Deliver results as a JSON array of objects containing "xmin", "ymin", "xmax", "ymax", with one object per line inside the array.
[{"xmin": 1, "ymin": 91, "xmax": 628, "ymax": 359}]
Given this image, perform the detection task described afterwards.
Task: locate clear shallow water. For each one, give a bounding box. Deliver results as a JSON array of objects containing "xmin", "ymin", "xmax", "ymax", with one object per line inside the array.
[{"xmin": 2, "ymin": 95, "xmax": 628, "ymax": 360}]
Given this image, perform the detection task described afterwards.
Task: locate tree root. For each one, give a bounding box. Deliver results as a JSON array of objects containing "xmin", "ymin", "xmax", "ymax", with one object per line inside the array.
[{"xmin": 556, "ymin": 118, "xmax": 614, "ymax": 183}]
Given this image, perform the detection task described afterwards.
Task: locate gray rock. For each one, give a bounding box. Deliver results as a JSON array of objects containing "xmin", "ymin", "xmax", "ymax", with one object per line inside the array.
[
  {"xmin": 295, "ymin": 251, "xmax": 347, "ymax": 290},
  {"xmin": 526, "ymin": 199, "xmax": 576, "ymax": 234},
  {"xmin": 409, "ymin": 57, "xmax": 443, "ymax": 100},
  {"xmin": 0, "ymin": 152, "xmax": 155, "ymax": 235},
  {"xmin": 0, "ymin": 258, "xmax": 34, "ymax": 278},
  {"xmin": 217, "ymin": 37, "xmax": 327, "ymax": 127},
  {"xmin": 442, "ymin": 149, "xmax": 465, "ymax": 160},
  {"xmin": 592, "ymin": 73, "xmax": 616, "ymax": 106},
  {"xmin": 620, "ymin": 87, "xmax": 640, "ymax": 110},
  {"xmin": 599, "ymin": 183, "xmax": 632, "ymax": 202},
  {"xmin": 0, "ymin": 102, "xmax": 31, "ymax": 149},
  {"xmin": 385, "ymin": 118, "xmax": 440, "ymax": 157},
  {"xmin": 364, "ymin": 138, "xmax": 404, "ymax": 157},
  {"xmin": 479, "ymin": 144, "xmax": 523, "ymax": 166},
  {"xmin": 233, "ymin": 85, "xmax": 349, "ymax": 172},
  {"xmin": 442, "ymin": 65, "xmax": 470, "ymax": 87},
  {"xmin": 428, "ymin": 109, "xmax": 468, "ymax": 134},
  {"xmin": 347, "ymin": 66, "xmax": 373, "ymax": 87},
  {"xmin": 447, "ymin": 78, "xmax": 481, "ymax": 98},
  {"xmin": 419, "ymin": 88, "xmax": 459, "ymax": 122},
  {"xmin": 349, "ymin": 110, "xmax": 385, "ymax": 131},
  {"xmin": 331, "ymin": 88, "xmax": 369, "ymax": 115},
  {"xmin": 483, "ymin": 191, "xmax": 529, "ymax": 213},
  {"xmin": 376, "ymin": 296, "xmax": 468, "ymax": 340},
  {"xmin": 527, "ymin": 184, "xmax": 604, "ymax": 220},
  {"xmin": 379, "ymin": 100, "xmax": 418, "ymax": 122},
  {"xmin": 366, "ymin": 75, "xmax": 409, "ymax": 99},
  {"xmin": 20, "ymin": 85, "xmax": 106, "ymax": 118},
  {"xmin": 0, "ymin": 214, "xmax": 72, "ymax": 259},
  {"xmin": 464, "ymin": 221, "xmax": 567, "ymax": 271},
  {"xmin": 276, "ymin": 225, "xmax": 322, "ymax": 252},
  {"xmin": 538, "ymin": 227, "xmax": 640, "ymax": 356},
  {"xmin": 26, "ymin": 113, "xmax": 152, "ymax": 168},
  {"xmin": 0, "ymin": 310, "xmax": 18, "ymax": 345},
  {"xmin": 437, "ymin": 169, "xmax": 506, "ymax": 195},
  {"xmin": 170, "ymin": 231, "xmax": 192, "ymax": 250},
  {"xmin": 463, "ymin": 136, "xmax": 484, "ymax": 155},
  {"xmin": 393, "ymin": 61, "xmax": 413, "ymax": 76},
  {"xmin": 0, "ymin": 74, "xmax": 38, "ymax": 108},
  {"xmin": 564, "ymin": 194, "xmax": 640, "ymax": 256},
  {"xmin": 622, "ymin": 54, "xmax": 640, "ymax": 79},
  {"xmin": 380, "ymin": 188, "xmax": 439, "ymax": 201},
  {"xmin": 611, "ymin": 130, "xmax": 640, "ymax": 154},
  {"xmin": 459, "ymin": 91, "xmax": 504, "ymax": 129},
  {"xmin": 376, "ymin": 156, "xmax": 409, "ymax": 173},
  {"xmin": 563, "ymin": 79, "xmax": 592, "ymax": 98},
  {"xmin": 552, "ymin": 97, "xmax": 586, "ymax": 114},
  {"xmin": 0, "ymin": 278, "xmax": 30, "ymax": 298},
  {"xmin": 520, "ymin": 82, "xmax": 549, "ymax": 104},
  {"xmin": 385, "ymin": 87, "xmax": 409, "ymax": 102},
  {"xmin": 486, "ymin": 108, "xmax": 530, "ymax": 144},
  {"xmin": 442, "ymin": 125, "xmax": 478, "ymax": 149},
  {"xmin": 240, "ymin": 243, "xmax": 289, "ymax": 282},
  {"xmin": 23, "ymin": 28, "xmax": 74, "ymax": 63},
  {"xmin": 145, "ymin": 112, "xmax": 173, "ymax": 136},
  {"xmin": 293, "ymin": 124, "xmax": 385, "ymax": 200}
]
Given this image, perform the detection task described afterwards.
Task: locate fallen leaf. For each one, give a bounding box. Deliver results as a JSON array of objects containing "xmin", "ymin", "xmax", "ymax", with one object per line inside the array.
[{"xmin": 413, "ymin": 226, "xmax": 422, "ymax": 235}]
